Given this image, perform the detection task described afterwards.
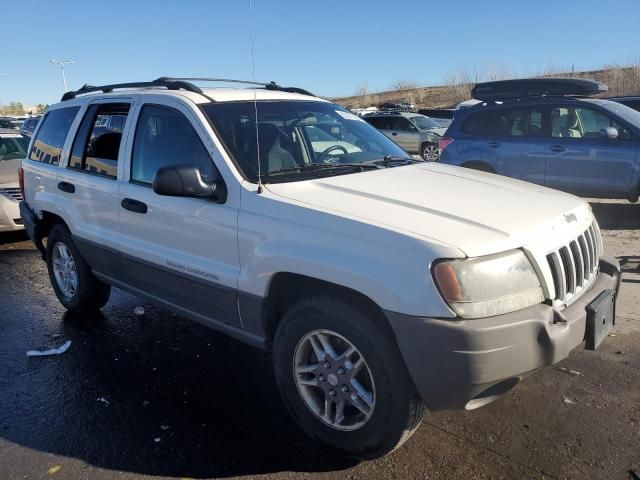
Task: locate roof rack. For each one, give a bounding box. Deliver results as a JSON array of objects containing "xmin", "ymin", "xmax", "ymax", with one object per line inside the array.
[
  {"xmin": 158, "ymin": 77, "xmax": 316, "ymax": 97},
  {"xmin": 471, "ymin": 78, "xmax": 608, "ymax": 102},
  {"xmin": 61, "ymin": 77, "xmax": 316, "ymax": 102}
]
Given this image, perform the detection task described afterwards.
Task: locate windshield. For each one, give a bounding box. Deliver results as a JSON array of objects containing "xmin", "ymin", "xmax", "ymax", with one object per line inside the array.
[
  {"xmin": 0, "ymin": 133, "xmax": 28, "ymax": 161},
  {"xmin": 598, "ymin": 100, "xmax": 640, "ymax": 128},
  {"xmin": 202, "ymin": 101, "xmax": 408, "ymax": 182},
  {"xmin": 410, "ymin": 116, "xmax": 440, "ymax": 131}
]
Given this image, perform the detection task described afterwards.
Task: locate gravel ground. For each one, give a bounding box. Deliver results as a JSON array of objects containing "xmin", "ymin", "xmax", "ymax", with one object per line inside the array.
[{"xmin": 0, "ymin": 199, "xmax": 638, "ymax": 480}]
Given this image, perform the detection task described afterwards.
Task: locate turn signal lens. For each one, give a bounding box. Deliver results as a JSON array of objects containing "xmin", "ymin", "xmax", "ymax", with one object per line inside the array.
[{"xmin": 433, "ymin": 262, "xmax": 463, "ymax": 302}]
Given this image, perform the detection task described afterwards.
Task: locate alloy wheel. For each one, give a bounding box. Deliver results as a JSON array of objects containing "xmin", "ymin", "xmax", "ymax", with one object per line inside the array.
[{"xmin": 293, "ymin": 329, "xmax": 376, "ymax": 431}]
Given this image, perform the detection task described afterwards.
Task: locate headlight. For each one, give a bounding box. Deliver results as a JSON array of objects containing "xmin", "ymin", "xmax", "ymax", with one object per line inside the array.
[{"xmin": 433, "ymin": 250, "xmax": 544, "ymax": 318}]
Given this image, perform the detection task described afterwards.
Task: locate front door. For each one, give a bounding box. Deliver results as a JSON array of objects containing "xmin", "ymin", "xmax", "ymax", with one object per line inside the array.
[
  {"xmin": 545, "ymin": 105, "xmax": 637, "ymax": 197},
  {"xmin": 117, "ymin": 99, "xmax": 241, "ymax": 327}
]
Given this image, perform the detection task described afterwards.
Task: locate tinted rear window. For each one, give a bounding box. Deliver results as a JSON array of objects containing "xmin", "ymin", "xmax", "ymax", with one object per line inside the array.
[
  {"xmin": 29, "ymin": 107, "xmax": 79, "ymax": 165},
  {"xmin": 460, "ymin": 110, "xmax": 493, "ymax": 135}
]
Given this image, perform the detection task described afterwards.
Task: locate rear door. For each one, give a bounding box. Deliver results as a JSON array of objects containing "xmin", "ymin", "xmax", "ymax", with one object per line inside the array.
[
  {"xmin": 480, "ymin": 106, "xmax": 547, "ymax": 184},
  {"xmin": 56, "ymin": 100, "xmax": 132, "ymax": 273},
  {"xmin": 117, "ymin": 97, "xmax": 241, "ymax": 328},
  {"xmin": 545, "ymin": 104, "xmax": 636, "ymax": 197}
]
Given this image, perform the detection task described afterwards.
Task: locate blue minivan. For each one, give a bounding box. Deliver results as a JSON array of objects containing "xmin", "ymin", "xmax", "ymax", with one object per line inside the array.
[{"xmin": 439, "ymin": 80, "xmax": 640, "ymax": 202}]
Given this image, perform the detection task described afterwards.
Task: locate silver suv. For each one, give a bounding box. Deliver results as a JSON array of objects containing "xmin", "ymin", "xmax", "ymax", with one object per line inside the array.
[{"xmin": 364, "ymin": 112, "xmax": 445, "ymax": 161}]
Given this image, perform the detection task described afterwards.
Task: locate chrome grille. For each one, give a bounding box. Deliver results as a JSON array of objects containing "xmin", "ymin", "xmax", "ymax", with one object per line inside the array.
[
  {"xmin": 546, "ymin": 221, "xmax": 601, "ymax": 303},
  {"xmin": 0, "ymin": 187, "xmax": 23, "ymax": 202}
]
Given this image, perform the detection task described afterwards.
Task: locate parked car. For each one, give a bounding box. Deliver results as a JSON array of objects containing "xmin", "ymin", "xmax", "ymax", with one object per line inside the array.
[
  {"xmin": 440, "ymin": 78, "xmax": 640, "ymax": 202},
  {"xmin": 19, "ymin": 116, "xmax": 41, "ymax": 138},
  {"xmin": 364, "ymin": 112, "xmax": 445, "ymax": 160},
  {"xmin": 0, "ymin": 128, "xmax": 29, "ymax": 231},
  {"xmin": 0, "ymin": 117, "xmax": 18, "ymax": 129},
  {"xmin": 608, "ymin": 96, "xmax": 640, "ymax": 112},
  {"xmin": 378, "ymin": 102, "xmax": 412, "ymax": 112},
  {"xmin": 20, "ymin": 77, "xmax": 620, "ymax": 459}
]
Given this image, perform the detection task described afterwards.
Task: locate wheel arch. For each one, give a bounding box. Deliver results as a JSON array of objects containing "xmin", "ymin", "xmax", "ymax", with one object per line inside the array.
[
  {"xmin": 261, "ymin": 272, "xmax": 395, "ymax": 349},
  {"xmin": 40, "ymin": 210, "xmax": 68, "ymax": 237}
]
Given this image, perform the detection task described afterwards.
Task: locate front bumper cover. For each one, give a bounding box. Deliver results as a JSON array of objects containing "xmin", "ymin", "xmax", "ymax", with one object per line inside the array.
[{"xmin": 386, "ymin": 256, "xmax": 621, "ymax": 411}]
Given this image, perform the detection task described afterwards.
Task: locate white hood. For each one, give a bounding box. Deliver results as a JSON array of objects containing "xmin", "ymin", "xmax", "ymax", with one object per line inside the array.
[{"xmin": 266, "ymin": 162, "xmax": 592, "ymax": 257}]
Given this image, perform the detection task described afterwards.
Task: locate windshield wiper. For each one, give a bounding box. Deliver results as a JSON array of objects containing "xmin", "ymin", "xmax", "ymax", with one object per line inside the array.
[
  {"xmin": 367, "ymin": 155, "xmax": 421, "ymax": 167},
  {"xmin": 264, "ymin": 162, "xmax": 381, "ymax": 178}
]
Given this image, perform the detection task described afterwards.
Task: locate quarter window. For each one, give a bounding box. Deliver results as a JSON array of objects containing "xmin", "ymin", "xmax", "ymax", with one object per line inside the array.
[
  {"xmin": 29, "ymin": 107, "xmax": 79, "ymax": 165},
  {"xmin": 131, "ymin": 105, "xmax": 215, "ymax": 185},
  {"xmin": 69, "ymin": 103, "xmax": 130, "ymax": 178}
]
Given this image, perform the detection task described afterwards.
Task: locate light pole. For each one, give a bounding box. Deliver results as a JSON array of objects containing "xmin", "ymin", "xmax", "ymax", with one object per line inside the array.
[{"xmin": 50, "ymin": 59, "xmax": 74, "ymax": 92}]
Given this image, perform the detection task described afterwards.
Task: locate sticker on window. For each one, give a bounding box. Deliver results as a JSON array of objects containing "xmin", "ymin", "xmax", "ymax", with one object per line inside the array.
[{"xmin": 335, "ymin": 110, "xmax": 364, "ymax": 122}]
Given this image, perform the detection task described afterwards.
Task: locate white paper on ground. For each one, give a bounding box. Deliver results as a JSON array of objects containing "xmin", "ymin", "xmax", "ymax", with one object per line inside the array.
[{"xmin": 26, "ymin": 340, "xmax": 71, "ymax": 357}]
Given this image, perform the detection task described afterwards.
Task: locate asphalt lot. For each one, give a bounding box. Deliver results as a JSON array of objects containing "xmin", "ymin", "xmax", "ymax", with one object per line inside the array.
[{"xmin": 0, "ymin": 200, "xmax": 638, "ymax": 480}]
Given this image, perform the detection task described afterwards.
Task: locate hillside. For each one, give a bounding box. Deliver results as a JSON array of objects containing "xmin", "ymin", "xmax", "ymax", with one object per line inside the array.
[{"xmin": 334, "ymin": 65, "xmax": 640, "ymax": 110}]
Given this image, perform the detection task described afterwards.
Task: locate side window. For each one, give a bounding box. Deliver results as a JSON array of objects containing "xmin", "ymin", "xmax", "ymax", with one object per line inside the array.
[
  {"xmin": 29, "ymin": 107, "xmax": 79, "ymax": 165},
  {"xmin": 551, "ymin": 106, "xmax": 631, "ymax": 139},
  {"xmin": 69, "ymin": 103, "xmax": 130, "ymax": 177},
  {"xmin": 0, "ymin": 135, "xmax": 28, "ymax": 161},
  {"xmin": 390, "ymin": 117, "xmax": 413, "ymax": 131},
  {"xmin": 366, "ymin": 117, "xmax": 389, "ymax": 130},
  {"xmin": 131, "ymin": 105, "xmax": 215, "ymax": 185},
  {"xmin": 493, "ymin": 108, "xmax": 529, "ymax": 137}
]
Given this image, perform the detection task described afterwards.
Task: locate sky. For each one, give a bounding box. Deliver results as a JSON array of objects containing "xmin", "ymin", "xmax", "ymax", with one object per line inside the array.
[{"xmin": 2, "ymin": 0, "xmax": 639, "ymax": 106}]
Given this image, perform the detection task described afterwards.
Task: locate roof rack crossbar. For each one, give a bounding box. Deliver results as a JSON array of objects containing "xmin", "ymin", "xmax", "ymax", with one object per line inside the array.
[
  {"xmin": 61, "ymin": 78, "xmax": 203, "ymax": 101},
  {"xmin": 157, "ymin": 77, "xmax": 316, "ymax": 97}
]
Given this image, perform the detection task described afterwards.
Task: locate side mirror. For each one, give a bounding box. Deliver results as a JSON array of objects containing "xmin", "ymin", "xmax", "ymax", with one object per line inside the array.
[
  {"xmin": 600, "ymin": 127, "xmax": 619, "ymax": 140},
  {"xmin": 408, "ymin": 125, "xmax": 418, "ymax": 132},
  {"xmin": 152, "ymin": 165, "xmax": 227, "ymax": 203}
]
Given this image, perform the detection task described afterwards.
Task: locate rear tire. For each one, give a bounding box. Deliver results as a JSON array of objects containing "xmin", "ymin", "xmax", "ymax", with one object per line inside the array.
[
  {"xmin": 421, "ymin": 142, "xmax": 439, "ymax": 161},
  {"xmin": 273, "ymin": 296, "xmax": 426, "ymax": 459},
  {"xmin": 46, "ymin": 224, "xmax": 111, "ymax": 312}
]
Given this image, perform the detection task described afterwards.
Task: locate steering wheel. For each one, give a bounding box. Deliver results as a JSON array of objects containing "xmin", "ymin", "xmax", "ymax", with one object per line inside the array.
[
  {"xmin": 317, "ymin": 145, "xmax": 348, "ymax": 163},
  {"xmin": 355, "ymin": 140, "xmax": 369, "ymax": 151}
]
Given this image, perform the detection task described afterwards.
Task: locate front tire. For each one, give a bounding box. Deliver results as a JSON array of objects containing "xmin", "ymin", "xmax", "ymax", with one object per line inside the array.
[
  {"xmin": 273, "ymin": 296, "xmax": 426, "ymax": 459},
  {"xmin": 46, "ymin": 224, "xmax": 111, "ymax": 312}
]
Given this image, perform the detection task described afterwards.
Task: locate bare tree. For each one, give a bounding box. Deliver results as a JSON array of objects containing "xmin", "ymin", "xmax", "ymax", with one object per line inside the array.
[
  {"xmin": 354, "ymin": 82, "xmax": 370, "ymax": 108},
  {"xmin": 391, "ymin": 80, "xmax": 419, "ymax": 91}
]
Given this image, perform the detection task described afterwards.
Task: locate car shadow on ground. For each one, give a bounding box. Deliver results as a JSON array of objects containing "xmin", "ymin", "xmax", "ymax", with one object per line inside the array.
[
  {"xmin": 619, "ymin": 255, "xmax": 640, "ymax": 283},
  {"xmin": 0, "ymin": 230, "xmax": 28, "ymax": 246},
  {"xmin": 0, "ymin": 253, "xmax": 357, "ymax": 479},
  {"xmin": 589, "ymin": 201, "xmax": 640, "ymax": 229}
]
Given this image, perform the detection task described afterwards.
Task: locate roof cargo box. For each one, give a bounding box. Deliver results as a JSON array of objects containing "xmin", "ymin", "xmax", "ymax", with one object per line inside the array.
[{"xmin": 471, "ymin": 78, "xmax": 607, "ymax": 102}]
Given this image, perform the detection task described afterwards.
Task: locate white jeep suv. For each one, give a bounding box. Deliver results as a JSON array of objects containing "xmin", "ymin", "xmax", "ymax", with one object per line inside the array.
[{"xmin": 19, "ymin": 78, "xmax": 620, "ymax": 458}]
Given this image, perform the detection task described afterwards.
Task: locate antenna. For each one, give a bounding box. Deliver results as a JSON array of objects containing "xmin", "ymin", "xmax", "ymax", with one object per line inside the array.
[
  {"xmin": 248, "ymin": 0, "xmax": 263, "ymax": 194},
  {"xmin": 50, "ymin": 59, "xmax": 74, "ymax": 93}
]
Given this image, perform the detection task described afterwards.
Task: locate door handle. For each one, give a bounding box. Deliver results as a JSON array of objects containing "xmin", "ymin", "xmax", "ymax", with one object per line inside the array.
[
  {"xmin": 57, "ymin": 181, "xmax": 75, "ymax": 193},
  {"xmin": 486, "ymin": 141, "xmax": 501, "ymax": 148},
  {"xmin": 391, "ymin": 132, "xmax": 398, "ymax": 136},
  {"xmin": 121, "ymin": 198, "xmax": 148, "ymax": 214},
  {"xmin": 549, "ymin": 145, "xmax": 566, "ymax": 153}
]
